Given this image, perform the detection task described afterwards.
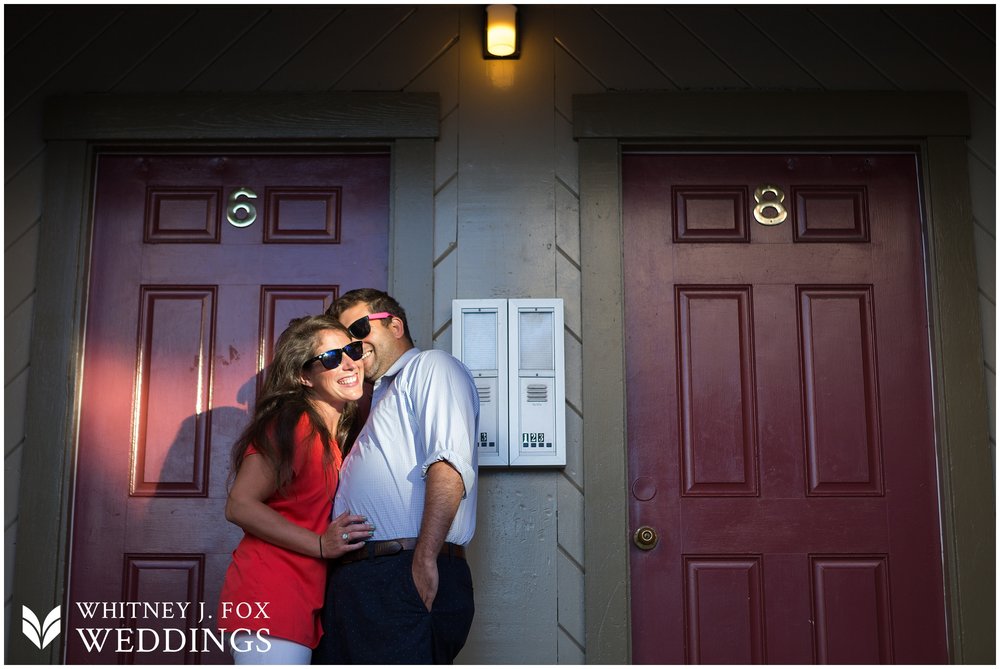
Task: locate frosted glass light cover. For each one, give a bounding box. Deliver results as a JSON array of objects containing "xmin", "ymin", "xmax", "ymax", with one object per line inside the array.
[
  {"xmin": 518, "ymin": 310, "xmax": 554, "ymax": 370},
  {"xmin": 486, "ymin": 5, "xmax": 517, "ymax": 57},
  {"xmin": 462, "ymin": 311, "xmax": 499, "ymax": 370}
]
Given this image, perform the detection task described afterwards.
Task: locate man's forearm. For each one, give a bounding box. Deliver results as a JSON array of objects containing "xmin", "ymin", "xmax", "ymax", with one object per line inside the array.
[
  {"xmin": 415, "ymin": 460, "xmax": 465, "ymax": 558},
  {"xmin": 411, "ymin": 461, "xmax": 465, "ymax": 610}
]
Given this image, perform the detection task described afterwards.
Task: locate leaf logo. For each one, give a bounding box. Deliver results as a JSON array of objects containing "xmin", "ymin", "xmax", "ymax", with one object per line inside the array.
[{"xmin": 22, "ymin": 605, "xmax": 61, "ymax": 650}]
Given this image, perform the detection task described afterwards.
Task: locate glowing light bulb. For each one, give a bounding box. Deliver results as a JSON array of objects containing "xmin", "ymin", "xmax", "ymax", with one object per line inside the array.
[{"xmin": 486, "ymin": 5, "xmax": 517, "ymax": 58}]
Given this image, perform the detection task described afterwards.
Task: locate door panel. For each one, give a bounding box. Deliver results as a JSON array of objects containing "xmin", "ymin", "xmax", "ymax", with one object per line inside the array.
[
  {"xmin": 624, "ymin": 153, "xmax": 947, "ymax": 664},
  {"xmin": 68, "ymin": 153, "xmax": 390, "ymax": 663}
]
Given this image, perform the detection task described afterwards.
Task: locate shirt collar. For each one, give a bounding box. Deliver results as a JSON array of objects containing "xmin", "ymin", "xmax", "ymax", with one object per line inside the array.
[{"xmin": 374, "ymin": 346, "xmax": 421, "ymax": 389}]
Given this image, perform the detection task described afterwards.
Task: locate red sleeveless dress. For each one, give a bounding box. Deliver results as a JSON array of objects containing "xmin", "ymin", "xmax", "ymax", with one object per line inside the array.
[{"xmin": 217, "ymin": 414, "xmax": 340, "ymax": 648}]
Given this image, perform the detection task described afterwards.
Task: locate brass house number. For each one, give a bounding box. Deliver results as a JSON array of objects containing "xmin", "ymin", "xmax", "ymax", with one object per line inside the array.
[{"xmin": 753, "ymin": 184, "xmax": 788, "ymax": 226}]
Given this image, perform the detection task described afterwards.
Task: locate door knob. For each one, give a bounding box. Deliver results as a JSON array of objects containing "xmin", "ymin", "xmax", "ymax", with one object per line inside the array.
[{"xmin": 633, "ymin": 526, "xmax": 659, "ymax": 551}]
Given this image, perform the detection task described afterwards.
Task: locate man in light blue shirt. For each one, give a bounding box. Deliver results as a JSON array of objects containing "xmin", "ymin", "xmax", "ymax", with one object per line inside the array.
[{"xmin": 314, "ymin": 288, "xmax": 479, "ymax": 664}]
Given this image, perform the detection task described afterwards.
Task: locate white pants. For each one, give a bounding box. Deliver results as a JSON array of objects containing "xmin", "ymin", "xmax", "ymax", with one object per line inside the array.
[{"xmin": 230, "ymin": 632, "xmax": 312, "ymax": 665}]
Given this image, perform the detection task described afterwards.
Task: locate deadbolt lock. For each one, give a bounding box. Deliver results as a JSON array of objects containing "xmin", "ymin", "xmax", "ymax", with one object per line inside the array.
[{"xmin": 633, "ymin": 526, "xmax": 659, "ymax": 551}]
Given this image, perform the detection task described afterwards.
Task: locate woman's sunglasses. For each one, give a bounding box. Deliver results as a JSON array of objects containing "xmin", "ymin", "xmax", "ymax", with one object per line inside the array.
[
  {"xmin": 303, "ymin": 340, "xmax": 365, "ymax": 370},
  {"xmin": 347, "ymin": 312, "xmax": 394, "ymax": 339}
]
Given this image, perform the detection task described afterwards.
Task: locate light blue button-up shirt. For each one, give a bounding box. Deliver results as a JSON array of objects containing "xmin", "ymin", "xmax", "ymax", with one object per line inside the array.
[{"xmin": 333, "ymin": 347, "xmax": 479, "ymax": 545}]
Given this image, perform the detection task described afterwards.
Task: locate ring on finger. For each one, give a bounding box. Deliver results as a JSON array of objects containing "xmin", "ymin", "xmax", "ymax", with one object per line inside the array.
[{"xmin": 341, "ymin": 532, "xmax": 350, "ymax": 541}]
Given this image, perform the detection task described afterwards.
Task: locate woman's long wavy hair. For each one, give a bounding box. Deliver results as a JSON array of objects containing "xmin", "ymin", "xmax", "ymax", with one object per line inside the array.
[{"xmin": 229, "ymin": 314, "xmax": 357, "ymax": 494}]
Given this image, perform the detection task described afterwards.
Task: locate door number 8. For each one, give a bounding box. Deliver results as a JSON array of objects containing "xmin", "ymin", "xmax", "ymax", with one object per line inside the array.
[
  {"xmin": 227, "ymin": 187, "xmax": 258, "ymax": 228},
  {"xmin": 753, "ymin": 185, "xmax": 787, "ymax": 226}
]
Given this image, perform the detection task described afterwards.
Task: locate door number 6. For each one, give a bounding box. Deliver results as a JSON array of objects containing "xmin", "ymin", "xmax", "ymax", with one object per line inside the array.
[
  {"xmin": 227, "ymin": 187, "xmax": 258, "ymax": 228},
  {"xmin": 753, "ymin": 185, "xmax": 787, "ymax": 226}
]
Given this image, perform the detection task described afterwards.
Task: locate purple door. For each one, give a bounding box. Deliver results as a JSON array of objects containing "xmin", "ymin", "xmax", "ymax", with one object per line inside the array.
[
  {"xmin": 624, "ymin": 153, "xmax": 947, "ymax": 663},
  {"xmin": 68, "ymin": 153, "xmax": 389, "ymax": 663}
]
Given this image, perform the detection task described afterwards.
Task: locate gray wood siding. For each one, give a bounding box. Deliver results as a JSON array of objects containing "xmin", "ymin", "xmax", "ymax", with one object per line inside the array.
[{"xmin": 4, "ymin": 4, "xmax": 994, "ymax": 662}]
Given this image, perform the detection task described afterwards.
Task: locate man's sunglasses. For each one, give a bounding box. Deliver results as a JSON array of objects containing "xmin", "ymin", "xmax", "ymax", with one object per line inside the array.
[
  {"xmin": 347, "ymin": 312, "xmax": 394, "ymax": 339},
  {"xmin": 303, "ymin": 341, "xmax": 365, "ymax": 371}
]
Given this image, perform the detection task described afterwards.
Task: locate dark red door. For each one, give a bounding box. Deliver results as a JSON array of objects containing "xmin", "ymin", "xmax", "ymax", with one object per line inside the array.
[
  {"xmin": 67, "ymin": 153, "xmax": 389, "ymax": 663},
  {"xmin": 623, "ymin": 153, "xmax": 947, "ymax": 663}
]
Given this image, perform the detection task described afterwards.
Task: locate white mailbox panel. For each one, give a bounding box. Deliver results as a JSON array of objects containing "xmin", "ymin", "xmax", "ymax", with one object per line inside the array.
[
  {"xmin": 452, "ymin": 298, "xmax": 565, "ymax": 468},
  {"xmin": 508, "ymin": 299, "xmax": 566, "ymax": 467},
  {"xmin": 452, "ymin": 300, "xmax": 508, "ymax": 467}
]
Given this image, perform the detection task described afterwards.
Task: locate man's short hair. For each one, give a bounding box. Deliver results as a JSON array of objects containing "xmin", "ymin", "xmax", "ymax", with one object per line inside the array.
[{"xmin": 327, "ymin": 288, "xmax": 413, "ymax": 344}]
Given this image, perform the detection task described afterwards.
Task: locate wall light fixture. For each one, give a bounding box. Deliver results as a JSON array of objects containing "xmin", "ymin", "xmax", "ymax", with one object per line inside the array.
[{"xmin": 484, "ymin": 5, "xmax": 519, "ymax": 59}]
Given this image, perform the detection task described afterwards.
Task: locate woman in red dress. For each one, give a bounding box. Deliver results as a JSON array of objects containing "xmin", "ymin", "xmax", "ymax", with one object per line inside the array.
[{"xmin": 217, "ymin": 315, "xmax": 372, "ymax": 664}]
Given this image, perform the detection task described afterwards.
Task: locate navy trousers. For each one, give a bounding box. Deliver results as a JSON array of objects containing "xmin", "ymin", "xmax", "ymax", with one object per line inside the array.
[{"xmin": 312, "ymin": 550, "xmax": 474, "ymax": 664}]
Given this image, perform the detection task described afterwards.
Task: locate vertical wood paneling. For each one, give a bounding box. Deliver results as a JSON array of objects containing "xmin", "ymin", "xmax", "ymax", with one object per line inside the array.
[
  {"xmin": 457, "ymin": 5, "xmax": 555, "ymax": 298},
  {"xmin": 433, "ymin": 247, "xmax": 457, "ymax": 336},
  {"xmin": 554, "ymin": 182, "xmax": 580, "ymax": 264},
  {"xmin": 556, "ymin": 541, "xmax": 585, "ymax": 648},
  {"xmin": 434, "ymin": 178, "xmax": 458, "ymax": 262},
  {"xmin": 434, "ymin": 111, "xmax": 460, "ymax": 192},
  {"xmin": 391, "ymin": 138, "xmax": 436, "ymax": 349},
  {"xmin": 553, "ymin": 46, "xmax": 588, "ymax": 643},
  {"xmin": 555, "ymin": 115, "xmax": 578, "ymax": 202},
  {"xmin": 454, "ymin": 5, "xmax": 561, "ymax": 662}
]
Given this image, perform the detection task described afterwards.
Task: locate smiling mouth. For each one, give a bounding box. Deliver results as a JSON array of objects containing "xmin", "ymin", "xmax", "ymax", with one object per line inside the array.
[
  {"xmin": 338, "ymin": 374, "xmax": 359, "ymax": 385},
  {"xmin": 360, "ymin": 350, "xmax": 373, "ymax": 360}
]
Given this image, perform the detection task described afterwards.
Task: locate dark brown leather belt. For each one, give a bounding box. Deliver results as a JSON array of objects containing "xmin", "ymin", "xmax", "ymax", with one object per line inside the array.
[{"xmin": 336, "ymin": 538, "xmax": 466, "ymax": 566}]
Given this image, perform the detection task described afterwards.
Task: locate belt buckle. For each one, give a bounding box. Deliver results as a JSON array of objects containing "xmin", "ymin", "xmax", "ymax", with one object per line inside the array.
[{"xmin": 370, "ymin": 539, "xmax": 403, "ymax": 559}]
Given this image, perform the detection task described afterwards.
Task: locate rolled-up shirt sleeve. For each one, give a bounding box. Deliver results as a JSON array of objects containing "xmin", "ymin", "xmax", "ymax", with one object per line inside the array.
[{"xmin": 413, "ymin": 351, "xmax": 479, "ymax": 498}]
